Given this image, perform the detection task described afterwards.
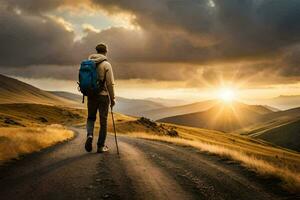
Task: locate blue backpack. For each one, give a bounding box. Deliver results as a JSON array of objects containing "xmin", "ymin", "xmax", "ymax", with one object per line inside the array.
[{"xmin": 78, "ymin": 59, "xmax": 107, "ymax": 103}]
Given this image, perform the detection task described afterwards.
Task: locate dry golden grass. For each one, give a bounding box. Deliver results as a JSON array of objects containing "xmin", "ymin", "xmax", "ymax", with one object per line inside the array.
[
  {"xmin": 0, "ymin": 104, "xmax": 86, "ymax": 127},
  {"xmin": 128, "ymin": 132, "xmax": 300, "ymax": 192},
  {"xmin": 0, "ymin": 124, "xmax": 74, "ymax": 162},
  {"xmin": 86, "ymin": 111, "xmax": 300, "ymax": 191}
]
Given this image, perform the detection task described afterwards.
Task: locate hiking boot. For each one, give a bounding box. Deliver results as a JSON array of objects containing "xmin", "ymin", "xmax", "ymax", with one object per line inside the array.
[
  {"xmin": 97, "ymin": 145, "xmax": 109, "ymax": 153},
  {"xmin": 85, "ymin": 136, "xmax": 93, "ymax": 152}
]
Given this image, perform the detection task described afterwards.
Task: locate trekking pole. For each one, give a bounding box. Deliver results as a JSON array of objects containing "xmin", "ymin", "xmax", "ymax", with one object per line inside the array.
[{"xmin": 110, "ymin": 107, "xmax": 120, "ymax": 155}]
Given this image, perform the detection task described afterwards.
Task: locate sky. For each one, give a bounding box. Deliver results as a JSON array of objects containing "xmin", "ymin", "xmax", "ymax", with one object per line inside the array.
[{"xmin": 1, "ymin": 0, "xmax": 300, "ymax": 102}]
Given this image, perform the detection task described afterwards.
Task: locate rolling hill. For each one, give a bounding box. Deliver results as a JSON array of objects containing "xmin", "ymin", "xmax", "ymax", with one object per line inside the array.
[
  {"xmin": 143, "ymin": 100, "xmax": 216, "ymax": 120},
  {"xmin": 49, "ymin": 91, "xmax": 83, "ymax": 103},
  {"xmin": 237, "ymin": 107, "xmax": 300, "ymax": 134},
  {"xmin": 159, "ymin": 101, "xmax": 274, "ymax": 132},
  {"xmin": 0, "ymin": 74, "xmax": 77, "ymax": 105},
  {"xmin": 49, "ymin": 90, "xmax": 166, "ymax": 117},
  {"xmin": 0, "ymin": 103, "xmax": 85, "ymax": 127},
  {"xmin": 262, "ymin": 105, "xmax": 281, "ymax": 112},
  {"xmin": 251, "ymin": 119, "xmax": 300, "ymax": 152},
  {"xmin": 235, "ymin": 107, "xmax": 300, "ymax": 152},
  {"xmin": 114, "ymin": 97, "xmax": 166, "ymax": 117},
  {"xmin": 262, "ymin": 107, "xmax": 300, "ymax": 121}
]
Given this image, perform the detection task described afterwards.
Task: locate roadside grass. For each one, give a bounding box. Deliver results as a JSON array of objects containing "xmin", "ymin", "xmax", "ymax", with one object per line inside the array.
[
  {"xmin": 0, "ymin": 125, "xmax": 74, "ymax": 162},
  {"xmin": 128, "ymin": 132, "xmax": 300, "ymax": 193},
  {"xmin": 92, "ymin": 114, "xmax": 300, "ymax": 192}
]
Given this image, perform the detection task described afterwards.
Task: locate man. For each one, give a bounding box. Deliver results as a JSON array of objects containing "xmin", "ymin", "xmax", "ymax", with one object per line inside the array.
[{"xmin": 85, "ymin": 43, "xmax": 115, "ymax": 153}]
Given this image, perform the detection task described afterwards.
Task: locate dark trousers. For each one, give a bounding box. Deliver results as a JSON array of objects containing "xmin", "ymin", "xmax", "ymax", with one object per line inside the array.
[{"xmin": 86, "ymin": 95, "xmax": 109, "ymax": 147}]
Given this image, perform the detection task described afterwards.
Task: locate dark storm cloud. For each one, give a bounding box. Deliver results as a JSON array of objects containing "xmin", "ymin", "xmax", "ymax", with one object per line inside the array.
[
  {"xmin": 92, "ymin": 0, "xmax": 300, "ymax": 61},
  {"xmin": 0, "ymin": 0, "xmax": 90, "ymax": 14},
  {"xmin": 0, "ymin": 9, "xmax": 80, "ymax": 66},
  {"xmin": 81, "ymin": 27, "xmax": 213, "ymax": 63},
  {"xmin": 1, "ymin": 65, "xmax": 78, "ymax": 80},
  {"xmin": 1, "ymin": 0, "xmax": 300, "ymax": 83},
  {"xmin": 2, "ymin": 0, "xmax": 63, "ymax": 14},
  {"xmin": 279, "ymin": 45, "xmax": 300, "ymax": 77}
]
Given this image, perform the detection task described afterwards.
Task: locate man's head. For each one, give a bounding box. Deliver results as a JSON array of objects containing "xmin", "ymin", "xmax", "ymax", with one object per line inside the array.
[{"xmin": 96, "ymin": 43, "xmax": 107, "ymax": 55}]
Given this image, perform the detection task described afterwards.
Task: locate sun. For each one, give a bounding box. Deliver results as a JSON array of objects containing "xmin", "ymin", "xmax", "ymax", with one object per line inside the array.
[{"xmin": 218, "ymin": 88, "xmax": 236, "ymax": 102}]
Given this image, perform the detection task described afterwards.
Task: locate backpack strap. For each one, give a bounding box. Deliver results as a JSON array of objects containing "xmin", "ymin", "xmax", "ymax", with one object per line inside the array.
[
  {"xmin": 96, "ymin": 59, "xmax": 109, "ymax": 92},
  {"xmin": 96, "ymin": 59, "xmax": 108, "ymax": 82},
  {"xmin": 102, "ymin": 69, "xmax": 109, "ymax": 84},
  {"xmin": 96, "ymin": 59, "xmax": 107, "ymax": 68}
]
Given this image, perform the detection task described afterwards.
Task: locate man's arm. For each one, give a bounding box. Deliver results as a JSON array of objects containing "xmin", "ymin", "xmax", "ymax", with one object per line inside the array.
[{"xmin": 105, "ymin": 63, "xmax": 115, "ymax": 106}]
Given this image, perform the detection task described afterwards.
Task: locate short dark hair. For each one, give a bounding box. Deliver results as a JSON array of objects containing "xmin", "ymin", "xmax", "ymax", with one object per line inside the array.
[{"xmin": 96, "ymin": 43, "xmax": 107, "ymax": 54}]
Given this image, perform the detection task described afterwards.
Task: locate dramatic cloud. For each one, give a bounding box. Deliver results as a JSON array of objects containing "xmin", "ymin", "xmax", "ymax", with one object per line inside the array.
[
  {"xmin": 0, "ymin": 0, "xmax": 300, "ymax": 85},
  {"xmin": 1, "ymin": 0, "xmax": 90, "ymax": 14},
  {"xmin": 279, "ymin": 45, "xmax": 300, "ymax": 77},
  {"xmin": 92, "ymin": 0, "xmax": 300, "ymax": 60},
  {"xmin": 0, "ymin": 9, "xmax": 78, "ymax": 66}
]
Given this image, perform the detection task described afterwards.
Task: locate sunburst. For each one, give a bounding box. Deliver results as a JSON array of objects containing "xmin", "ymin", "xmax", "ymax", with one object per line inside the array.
[{"xmin": 218, "ymin": 88, "xmax": 236, "ymax": 102}]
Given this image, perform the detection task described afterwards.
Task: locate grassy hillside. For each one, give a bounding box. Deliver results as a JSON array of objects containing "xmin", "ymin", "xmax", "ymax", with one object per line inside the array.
[
  {"xmin": 253, "ymin": 119, "xmax": 300, "ymax": 152},
  {"xmin": 0, "ymin": 75, "xmax": 83, "ymax": 162},
  {"xmin": 240, "ymin": 117, "xmax": 300, "ymax": 152},
  {"xmin": 160, "ymin": 101, "xmax": 273, "ymax": 132},
  {"xmin": 236, "ymin": 107, "xmax": 300, "ymax": 151},
  {"xmin": 237, "ymin": 107, "xmax": 300, "ymax": 136},
  {"xmin": 0, "ymin": 75, "xmax": 77, "ymax": 105},
  {"xmin": 0, "ymin": 104, "xmax": 85, "ymax": 127},
  {"xmin": 49, "ymin": 91, "xmax": 82, "ymax": 103}
]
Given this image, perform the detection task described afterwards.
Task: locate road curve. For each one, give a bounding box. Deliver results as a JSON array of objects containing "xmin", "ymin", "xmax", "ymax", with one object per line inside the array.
[{"xmin": 0, "ymin": 128, "xmax": 296, "ymax": 200}]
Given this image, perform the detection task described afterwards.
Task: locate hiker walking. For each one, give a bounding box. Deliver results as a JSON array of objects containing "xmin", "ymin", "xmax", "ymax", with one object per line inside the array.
[{"xmin": 79, "ymin": 43, "xmax": 115, "ymax": 153}]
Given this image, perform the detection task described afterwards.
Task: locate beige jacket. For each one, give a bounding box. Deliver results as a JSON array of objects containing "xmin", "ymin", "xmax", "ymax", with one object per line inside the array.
[{"xmin": 88, "ymin": 54, "xmax": 115, "ymax": 99}]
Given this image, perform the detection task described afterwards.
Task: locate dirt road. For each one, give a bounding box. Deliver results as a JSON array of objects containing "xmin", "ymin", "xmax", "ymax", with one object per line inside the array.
[{"xmin": 0, "ymin": 128, "xmax": 296, "ymax": 200}]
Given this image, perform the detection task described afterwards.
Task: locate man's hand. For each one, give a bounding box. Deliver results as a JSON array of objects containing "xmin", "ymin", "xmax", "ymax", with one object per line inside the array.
[{"xmin": 110, "ymin": 98, "xmax": 116, "ymax": 108}]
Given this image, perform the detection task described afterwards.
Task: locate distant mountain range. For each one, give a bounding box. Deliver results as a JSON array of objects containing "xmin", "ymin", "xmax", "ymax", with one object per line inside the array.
[
  {"xmin": 145, "ymin": 98, "xmax": 190, "ymax": 107},
  {"xmin": 0, "ymin": 74, "xmax": 166, "ymax": 116},
  {"xmin": 142, "ymin": 100, "xmax": 216, "ymax": 120},
  {"xmin": 159, "ymin": 101, "xmax": 274, "ymax": 132},
  {"xmin": 114, "ymin": 97, "xmax": 165, "ymax": 117},
  {"xmin": 50, "ymin": 92, "xmax": 166, "ymax": 117},
  {"xmin": 258, "ymin": 95, "xmax": 300, "ymax": 110}
]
